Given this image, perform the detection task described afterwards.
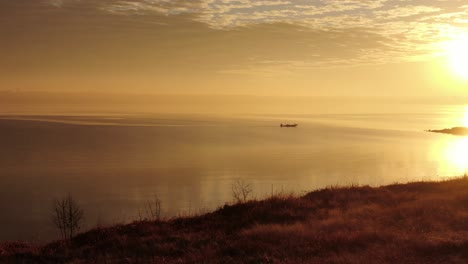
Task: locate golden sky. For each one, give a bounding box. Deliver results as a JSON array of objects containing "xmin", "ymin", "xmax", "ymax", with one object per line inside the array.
[{"xmin": 1, "ymin": 0, "xmax": 468, "ymax": 98}]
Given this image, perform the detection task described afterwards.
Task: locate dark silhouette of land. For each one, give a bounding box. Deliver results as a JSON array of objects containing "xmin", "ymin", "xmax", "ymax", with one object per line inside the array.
[
  {"xmin": 3, "ymin": 177, "xmax": 468, "ymax": 263},
  {"xmin": 427, "ymin": 127, "xmax": 468, "ymax": 136}
]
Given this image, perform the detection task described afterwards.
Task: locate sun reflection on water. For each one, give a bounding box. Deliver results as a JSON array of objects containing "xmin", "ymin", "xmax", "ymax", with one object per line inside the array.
[
  {"xmin": 441, "ymin": 137, "xmax": 468, "ymax": 175},
  {"xmin": 431, "ymin": 105, "xmax": 468, "ymax": 177}
]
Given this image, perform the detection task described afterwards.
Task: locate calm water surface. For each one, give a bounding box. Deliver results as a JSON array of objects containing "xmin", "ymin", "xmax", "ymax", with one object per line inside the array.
[{"xmin": 1, "ymin": 109, "xmax": 467, "ymax": 241}]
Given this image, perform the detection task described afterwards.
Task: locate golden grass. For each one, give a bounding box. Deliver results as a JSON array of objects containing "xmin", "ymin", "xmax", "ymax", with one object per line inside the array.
[{"xmin": 3, "ymin": 177, "xmax": 468, "ymax": 263}]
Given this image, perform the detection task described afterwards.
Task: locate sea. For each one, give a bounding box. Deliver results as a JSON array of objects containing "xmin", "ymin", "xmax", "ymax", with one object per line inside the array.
[{"xmin": 1, "ymin": 104, "xmax": 468, "ymax": 241}]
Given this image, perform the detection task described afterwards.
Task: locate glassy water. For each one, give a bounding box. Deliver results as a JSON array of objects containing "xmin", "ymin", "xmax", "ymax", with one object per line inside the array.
[{"xmin": 1, "ymin": 108, "xmax": 467, "ymax": 241}]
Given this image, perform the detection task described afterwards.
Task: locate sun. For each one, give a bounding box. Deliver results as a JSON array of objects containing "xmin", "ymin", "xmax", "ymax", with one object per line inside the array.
[{"xmin": 444, "ymin": 34, "xmax": 468, "ymax": 79}]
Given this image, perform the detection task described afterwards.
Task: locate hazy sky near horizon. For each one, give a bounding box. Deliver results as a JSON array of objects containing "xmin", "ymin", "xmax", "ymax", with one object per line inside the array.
[{"xmin": 1, "ymin": 0, "xmax": 468, "ymax": 97}]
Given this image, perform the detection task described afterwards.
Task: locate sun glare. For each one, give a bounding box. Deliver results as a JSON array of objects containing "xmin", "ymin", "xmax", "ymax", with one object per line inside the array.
[
  {"xmin": 461, "ymin": 106, "xmax": 468, "ymax": 127},
  {"xmin": 443, "ymin": 137, "xmax": 468, "ymax": 174},
  {"xmin": 444, "ymin": 34, "xmax": 468, "ymax": 79}
]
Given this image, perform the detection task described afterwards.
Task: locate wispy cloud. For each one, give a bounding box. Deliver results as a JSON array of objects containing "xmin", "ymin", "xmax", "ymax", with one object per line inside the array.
[
  {"xmin": 48, "ymin": 0, "xmax": 65, "ymax": 7},
  {"xmin": 103, "ymin": 0, "xmax": 203, "ymax": 15},
  {"xmin": 46, "ymin": 0, "xmax": 81, "ymax": 8},
  {"xmin": 374, "ymin": 5, "xmax": 441, "ymax": 19},
  {"xmin": 20, "ymin": 0, "xmax": 468, "ymax": 73}
]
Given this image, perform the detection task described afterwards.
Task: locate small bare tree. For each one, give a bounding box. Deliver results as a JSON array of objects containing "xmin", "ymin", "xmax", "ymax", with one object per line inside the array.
[
  {"xmin": 232, "ymin": 179, "xmax": 253, "ymax": 203},
  {"xmin": 138, "ymin": 195, "xmax": 162, "ymax": 221},
  {"xmin": 52, "ymin": 195, "xmax": 84, "ymax": 240}
]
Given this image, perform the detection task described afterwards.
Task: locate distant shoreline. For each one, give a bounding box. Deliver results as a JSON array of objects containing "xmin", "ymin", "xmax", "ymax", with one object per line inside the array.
[{"xmin": 427, "ymin": 127, "xmax": 468, "ymax": 136}]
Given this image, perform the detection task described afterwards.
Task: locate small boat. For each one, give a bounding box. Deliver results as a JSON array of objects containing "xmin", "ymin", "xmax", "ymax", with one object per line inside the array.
[{"xmin": 280, "ymin": 124, "xmax": 298, "ymax": 127}]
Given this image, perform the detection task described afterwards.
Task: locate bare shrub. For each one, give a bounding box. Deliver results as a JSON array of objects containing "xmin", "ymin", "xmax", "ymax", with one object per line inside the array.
[
  {"xmin": 232, "ymin": 179, "xmax": 253, "ymax": 203},
  {"xmin": 52, "ymin": 195, "xmax": 84, "ymax": 240},
  {"xmin": 139, "ymin": 195, "xmax": 162, "ymax": 221}
]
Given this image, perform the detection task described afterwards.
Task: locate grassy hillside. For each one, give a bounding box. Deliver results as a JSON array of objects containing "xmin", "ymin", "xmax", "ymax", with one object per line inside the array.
[{"xmin": 3, "ymin": 177, "xmax": 468, "ymax": 263}]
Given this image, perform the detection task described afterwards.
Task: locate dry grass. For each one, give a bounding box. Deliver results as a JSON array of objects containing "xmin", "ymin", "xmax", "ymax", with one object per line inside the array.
[{"xmin": 4, "ymin": 177, "xmax": 468, "ymax": 263}]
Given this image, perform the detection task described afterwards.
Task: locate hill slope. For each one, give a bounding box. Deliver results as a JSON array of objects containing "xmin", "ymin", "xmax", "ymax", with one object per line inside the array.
[{"xmin": 3, "ymin": 178, "xmax": 468, "ymax": 263}]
